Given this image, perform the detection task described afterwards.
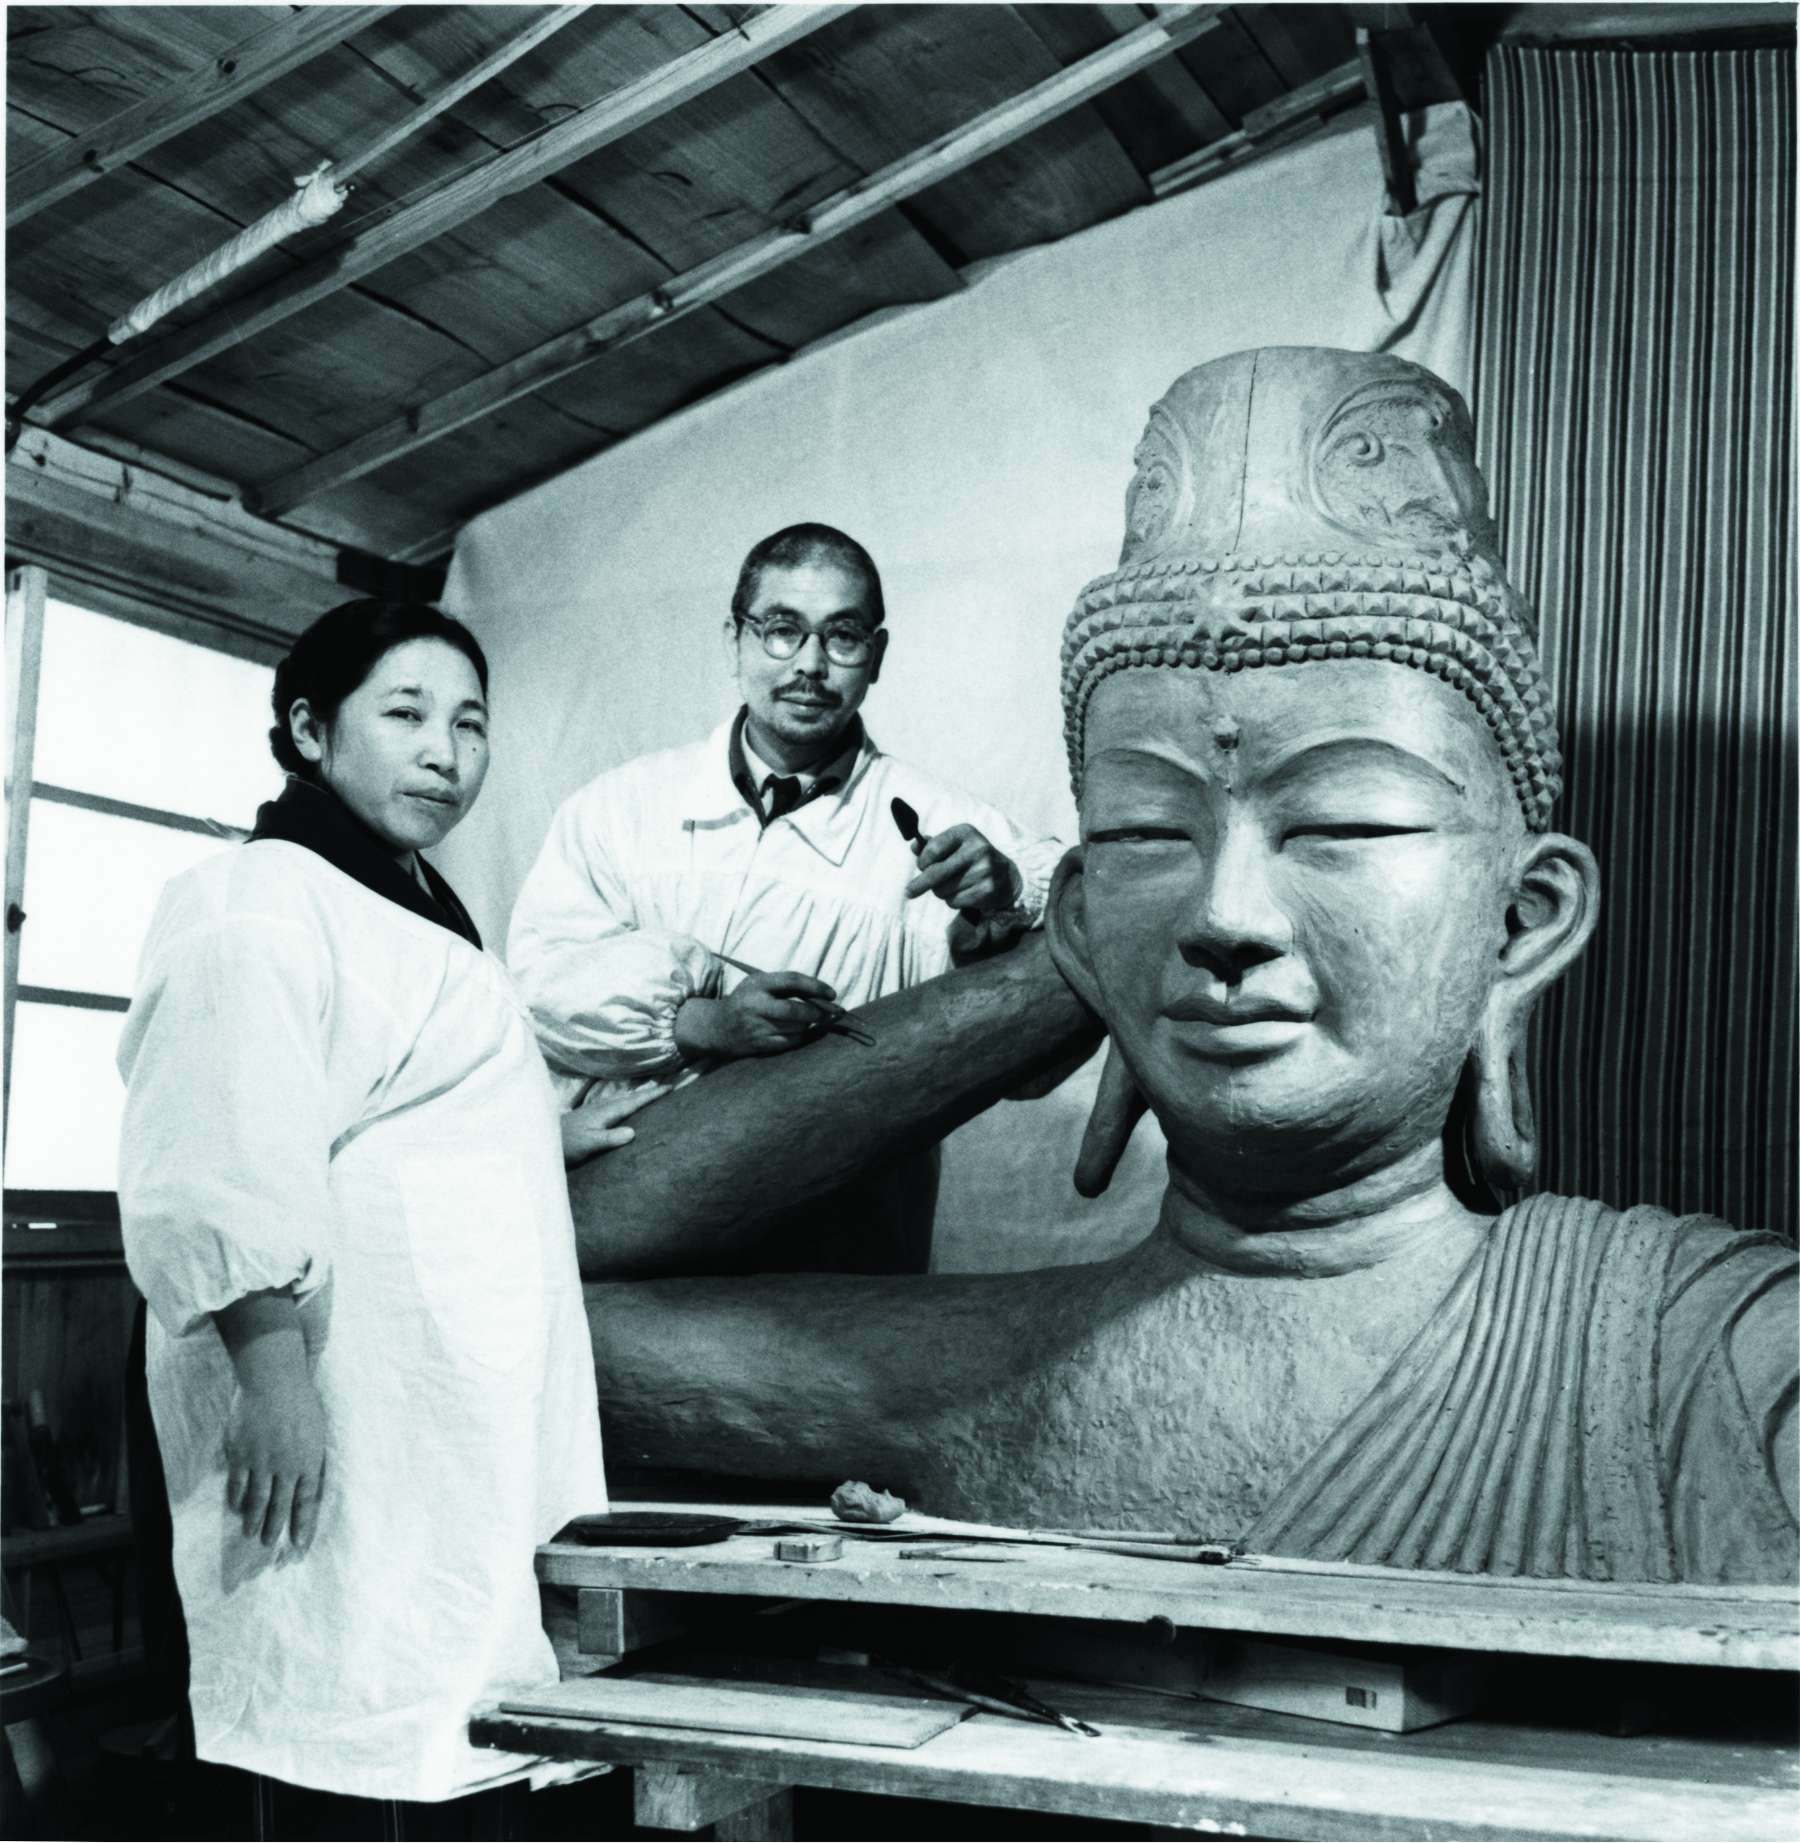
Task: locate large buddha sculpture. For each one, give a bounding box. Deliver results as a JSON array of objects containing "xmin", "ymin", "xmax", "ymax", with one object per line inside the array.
[{"xmin": 583, "ymin": 348, "xmax": 1796, "ymax": 1585}]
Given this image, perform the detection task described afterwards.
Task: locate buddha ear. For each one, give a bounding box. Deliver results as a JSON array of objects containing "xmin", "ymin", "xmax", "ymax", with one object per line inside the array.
[
  {"xmin": 1046, "ymin": 850, "xmax": 1150, "ymax": 1196},
  {"xmin": 1044, "ymin": 847, "xmax": 1102, "ymax": 1013},
  {"xmin": 1463, "ymin": 831, "xmax": 1601, "ymax": 1196}
]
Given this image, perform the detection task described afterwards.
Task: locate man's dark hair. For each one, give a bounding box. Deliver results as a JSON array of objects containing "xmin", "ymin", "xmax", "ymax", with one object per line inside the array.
[
  {"xmin": 268, "ymin": 598, "xmax": 490, "ymax": 778},
  {"xmin": 730, "ymin": 524, "xmax": 885, "ymax": 628}
]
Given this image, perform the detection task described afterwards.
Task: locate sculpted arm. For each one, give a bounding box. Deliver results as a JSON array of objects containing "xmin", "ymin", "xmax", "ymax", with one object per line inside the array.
[{"xmin": 587, "ymin": 1272, "xmax": 1016, "ymax": 1488}]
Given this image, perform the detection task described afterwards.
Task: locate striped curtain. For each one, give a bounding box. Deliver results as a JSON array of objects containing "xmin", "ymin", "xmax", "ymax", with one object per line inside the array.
[{"xmin": 1476, "ymin": 47, "xmax": 1796, "ymax": 1240}]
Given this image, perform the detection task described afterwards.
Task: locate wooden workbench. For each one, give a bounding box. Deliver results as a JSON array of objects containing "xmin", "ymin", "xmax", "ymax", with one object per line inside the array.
[{"xmin": 472, "ymin": 1502, "xmax": 1800, "ymax": 1840}]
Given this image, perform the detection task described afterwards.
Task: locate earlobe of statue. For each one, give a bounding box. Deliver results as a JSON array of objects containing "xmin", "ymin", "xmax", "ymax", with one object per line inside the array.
[
  {"xmin": 1045, "ymin": 851, "xmax": 1149, "ymax": 1195},
  {"xmin": 1075, "ymin": 1041, "xmax": 1149, "ymax": 1197},
  {"xmin": 1458, "ymin": 833, "xmax": 1602, "ymax": 1203},
  {"xmin": 1463, "ymin": 1000, "xmax": 1537, "ymax": 1197}
]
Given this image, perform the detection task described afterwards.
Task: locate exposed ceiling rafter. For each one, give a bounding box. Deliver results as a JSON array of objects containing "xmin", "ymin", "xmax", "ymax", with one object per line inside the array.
[
  {"xmin": 6, "ymin": 6, "xmax": 396, "ymax": 230},
  {"xmin": 39, "ymin": 2, "xmax": 858, "ymax": 431},
  {"xmin": 254, "ymin": 2, "xmax": 1230, "ymax": 516}
]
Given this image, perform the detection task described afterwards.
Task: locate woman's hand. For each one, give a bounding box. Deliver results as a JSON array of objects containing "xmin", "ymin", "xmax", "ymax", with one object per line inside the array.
[
  {"xmin": 561, "ymin": 1085, "xmax": 656, "ymax": 1167},
  {"xmin": 225, "ymin": 1367, "xmax": 328, "ymax": 1549},
  {"xmin": 214, "ymin": 1290, "xmax": 327, "ymax": 1550}
]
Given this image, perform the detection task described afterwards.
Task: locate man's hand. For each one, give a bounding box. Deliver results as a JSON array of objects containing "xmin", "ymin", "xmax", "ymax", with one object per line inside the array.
[
  {"xmin": 562, "ymin": 1086, "xmax": 655, "ymax": 1166},
  {"xmin": 216, "ymin": 1292, "xmax": 327, "ymax": 1551},
  {"xmin": 675, "ymin": 970, "xmax": 842, "ymax": 1061},
  {"xmin": 905, "ymin": 823, "xmax": 1021, "ymax": 916}
]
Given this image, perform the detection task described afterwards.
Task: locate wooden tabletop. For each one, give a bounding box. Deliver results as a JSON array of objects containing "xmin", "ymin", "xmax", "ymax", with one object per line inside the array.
[
  {"xmin": 538, "ymin": 1503, "xmax": 1800, "ymax": 1671},
  {"xmin": 474, "ymin": 1674, "xmax": 1800, "ymax": 1842}
]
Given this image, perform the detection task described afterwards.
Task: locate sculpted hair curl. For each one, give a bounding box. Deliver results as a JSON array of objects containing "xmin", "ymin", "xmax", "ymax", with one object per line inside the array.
[{"xmin": 268, "ymin": 599, "xmax": 490, "ymax": 779}]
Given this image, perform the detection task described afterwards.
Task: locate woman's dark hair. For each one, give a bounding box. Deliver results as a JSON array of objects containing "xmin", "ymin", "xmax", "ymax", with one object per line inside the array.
[{"xmin": 269, "ymin": 599, "xmax": 490, "ymax": 778}]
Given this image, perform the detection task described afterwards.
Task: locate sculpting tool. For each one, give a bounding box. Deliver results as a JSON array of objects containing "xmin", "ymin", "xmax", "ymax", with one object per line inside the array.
[
  {"xmin": 874, "ymin": 1656, "xmax": 1099, "ymax": 1738},
  {"xmin": 710, "ymin": 949, "xmax": 875, "ymax": 1046}
]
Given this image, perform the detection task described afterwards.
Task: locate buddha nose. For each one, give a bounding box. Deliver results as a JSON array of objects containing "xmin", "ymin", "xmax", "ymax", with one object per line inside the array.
[{"xmin": 1178, "ymin": 815, "xmax": 1291, "ymax": 983}]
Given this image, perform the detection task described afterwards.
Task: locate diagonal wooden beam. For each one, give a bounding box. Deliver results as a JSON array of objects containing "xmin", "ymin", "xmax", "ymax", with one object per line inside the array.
[
  {"xmin": 40, "ymin": 4, "xmax": 859, "ymax": 430},
  {"xmin": 254, "ymin": 3, "xmax": 1229, "ymax": 515},
  {"xmin": 6, "ymin": 6, "xmax": 395, "ymax": 230}
]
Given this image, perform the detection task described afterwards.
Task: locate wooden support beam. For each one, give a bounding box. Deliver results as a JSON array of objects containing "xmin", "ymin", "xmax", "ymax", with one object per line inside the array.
[
  {"xmin": 6, "ymin": 427, "xmax": 344, "ymax": 661},
  {"xmin": 1151, "ymin": 57, "xmax": 1365, "ymax": 198},
  {"xmin": 4, "ymin": 565, "xmax": 48, "ymax": 1134},
  {"xmin": 5, "ymin": 7, "xmax": 395, "ymax": 230},
  {"xmin": 635, "ymin": 1768, "xmax": 794, "ymax": 1836},
  {"xmin": 255, "ymin": 3, "xmax": 1230, "ymax": 513},
  {"xmin": 1355, "ymin": 26, "xmax": 1418, "ymax": 215},
  {"xmin": 40, "ymin": 4, "xmax": 859, "ymax": 430}
]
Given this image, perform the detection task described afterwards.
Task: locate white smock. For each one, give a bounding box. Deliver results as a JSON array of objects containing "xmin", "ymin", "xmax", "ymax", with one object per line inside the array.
[
  {"xmin": 506, "ymin": 716, "xmax": 1065, "ymax": 1099},
  {"xmin": 117, "ymin": 841, "xmax": 605, "ymax": 1802}
]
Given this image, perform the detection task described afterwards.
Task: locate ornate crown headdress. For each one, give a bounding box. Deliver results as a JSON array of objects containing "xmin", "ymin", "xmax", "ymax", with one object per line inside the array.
[{"xmin": 1060, "ymin": 347, "xmax": 1562, "ymax": 830}]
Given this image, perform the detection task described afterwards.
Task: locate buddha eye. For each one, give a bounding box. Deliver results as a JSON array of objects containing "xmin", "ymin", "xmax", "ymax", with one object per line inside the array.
[
  {"xmin": 1285, "ymin": 822, "xmax": 1427, "ymax": 843},
  {"xmin": 1088, "ymin": 826, "xmax": 1187, "ymax": 845}
]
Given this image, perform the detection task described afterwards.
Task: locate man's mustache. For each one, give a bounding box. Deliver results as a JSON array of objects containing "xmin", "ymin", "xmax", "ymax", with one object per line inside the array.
[{"xmin": 775, "ymin": 683, "xmax": 841, "ymax": 705}]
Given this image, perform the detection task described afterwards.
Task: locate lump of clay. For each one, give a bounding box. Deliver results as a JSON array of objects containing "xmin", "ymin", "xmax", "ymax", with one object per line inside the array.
[{"xmin": 831, "ymin": 1480, "xmax": 907, "ymax": 1524}]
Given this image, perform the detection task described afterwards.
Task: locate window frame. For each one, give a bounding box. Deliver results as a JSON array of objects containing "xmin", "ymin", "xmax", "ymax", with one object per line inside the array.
[{"xmin": 4, "ymin": 571, "xmax": 260, "ymax": 1213}]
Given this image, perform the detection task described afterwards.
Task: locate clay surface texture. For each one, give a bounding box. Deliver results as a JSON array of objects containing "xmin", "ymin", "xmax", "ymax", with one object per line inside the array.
[{"xmin": 585, "ymin": 348, "xmax": 1797, "ymax": 1583}]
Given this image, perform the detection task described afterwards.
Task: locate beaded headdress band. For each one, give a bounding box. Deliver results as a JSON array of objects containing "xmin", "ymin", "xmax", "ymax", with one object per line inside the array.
[{"xmin": 1060, "ymin": 347, "xmax": 1562, "ymax": 831}]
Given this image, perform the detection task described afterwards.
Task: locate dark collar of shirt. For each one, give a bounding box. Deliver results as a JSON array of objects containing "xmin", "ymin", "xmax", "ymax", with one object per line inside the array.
[
  {"xmin": 247, "ymin": 775, "xmax": 482, "ymax": 949},
  {"xmin": 727, "ymin": 706, "xmax": 864, "ymax": 829}
]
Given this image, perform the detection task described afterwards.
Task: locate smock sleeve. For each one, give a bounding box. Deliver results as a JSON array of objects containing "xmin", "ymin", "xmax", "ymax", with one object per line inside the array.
[
  {"xmin": 907, "ymin": 778, "xmax": 1067, "ymax": 927},
  {"xmin": 507, "ymin": 785, "xmax": 722, "ymax": 1084},
  {"xmin": 117, "ymin": 903, "xmax": 345, "ymax": 1339}
]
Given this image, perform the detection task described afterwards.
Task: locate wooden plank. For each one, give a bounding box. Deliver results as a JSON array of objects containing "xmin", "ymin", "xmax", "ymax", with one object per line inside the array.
[
  {"xmin": 252, "ymin": 3, "xmax": 1230, "ymax": 512},
  {"xmin": 328, "ymin": 6, "xmax": 592, "ymax": 187},
  {"xmin": 5, "ymin": 429, "xmax": 342, "ymax": 656},
  {"xmin": 1171, "ymin": 8, "xmax": 1291, "ymax": 125},
  {"xmin": 635, "ymin": 1766, "xmax": 791, "ymax": 1834},
  {"xmin": 472, "ymin": 1681, "xmax": 1800, "ymax": 1843},
  {"xmin": 39, "ymin": 4, "xmax": 859, "ymax": 429},
  {"xmin": 498, "ymin": 1677, "xmax": 966, "ymax": 1749},
  {"xmin": 3, "ymin": 565, "xmax": 48, "ymax": 1134},
  {"xmin": 1018, "ymin": 4, "xmax": 1235, "ymax": 175},
  {"xmin": 756, "ymin": 3, "xmax": 1151, "ymax": 262},
  {"xmin": 6, "ymin": 6, "xmax": 394, "ymax": 228},
  {"xmin": 534, "ymin": 1513, "xmax": 1800, "ymax": 1671}
]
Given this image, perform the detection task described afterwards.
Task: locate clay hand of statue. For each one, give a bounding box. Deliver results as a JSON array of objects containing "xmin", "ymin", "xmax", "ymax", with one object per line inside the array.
[
  {"xmin": 561, "ymin": 1085, "xmax": 656, "ymax": 1167},
  {"xmin": 675, "ymin": 970, "xmax": 846, "ymax": 1061},
  {"xmin": 905, "ymin": 823, "xmax": 1022, "ymax": 917}
]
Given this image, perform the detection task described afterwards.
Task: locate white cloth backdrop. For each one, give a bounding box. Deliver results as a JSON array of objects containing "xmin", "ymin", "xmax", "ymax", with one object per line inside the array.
[{"xmin": 441, "ymin": 103, "xmax": 1480, "ymax": 1272}]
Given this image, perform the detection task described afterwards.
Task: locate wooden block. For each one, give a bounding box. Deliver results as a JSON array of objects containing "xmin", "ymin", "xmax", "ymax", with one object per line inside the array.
[
  {"xmin": 498, "ymin": 1676, "xmax": 965, "ymax": 1749},
  {"xmin": 711, "ymin": 1789, "xmax": 793, "ymax": 1842},
  {"xmin": 576, "ymin": 1586, "xmax": 751, "ymax": 1661},
  {"xmin": 634, "ymin": 1765, "xmax": 791, "ymax": 1833},
  {"xmin": 1202, "ymin": 1634, "xmax": 1483, "ymax": 1733}
]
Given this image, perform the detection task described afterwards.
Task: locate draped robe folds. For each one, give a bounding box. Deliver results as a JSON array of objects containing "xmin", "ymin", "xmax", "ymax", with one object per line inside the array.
[{"xmin": 591, "ymin": 1196, "xmax": 1797, "ymax": 1584}]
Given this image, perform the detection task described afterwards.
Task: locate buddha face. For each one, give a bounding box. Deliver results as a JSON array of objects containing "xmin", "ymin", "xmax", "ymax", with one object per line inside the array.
[{"xmin": 1057, "ymin": 661, "xmax": 1548, "ymax": 1196}]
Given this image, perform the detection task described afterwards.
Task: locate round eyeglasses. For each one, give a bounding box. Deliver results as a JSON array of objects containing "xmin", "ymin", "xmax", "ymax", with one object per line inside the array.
[{"xmin": 737, "ymin": 615, "xmax": 877, "ymax": 668}]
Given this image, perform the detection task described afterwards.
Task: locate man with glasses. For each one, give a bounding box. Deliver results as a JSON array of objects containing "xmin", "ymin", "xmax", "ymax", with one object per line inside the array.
[{"xmin": 508, "ymin": 523, "xmax": 1063, "ymax": 1273}]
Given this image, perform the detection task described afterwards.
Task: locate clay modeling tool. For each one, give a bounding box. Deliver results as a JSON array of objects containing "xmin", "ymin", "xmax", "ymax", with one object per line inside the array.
[
  {"xmin": 875, "ymin": 1656, "xmax": 1100, "ymax": 1738},
  {"xmin": 711, "ymin": 949, "xmax": 875, "ymax": 1046},
  {"xmin": 890, "ymin": 795, "xmax": 923, "ymax": 845},
  {"xmin": 948, "ymin": 1663, "xmax": 1103, "ymax": 1739}
]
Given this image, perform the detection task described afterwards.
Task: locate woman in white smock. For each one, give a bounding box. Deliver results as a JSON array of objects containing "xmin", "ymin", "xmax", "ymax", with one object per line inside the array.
[{"xmin": 118, "ymin": 600, "xmax": 636, "ymax": 1833}]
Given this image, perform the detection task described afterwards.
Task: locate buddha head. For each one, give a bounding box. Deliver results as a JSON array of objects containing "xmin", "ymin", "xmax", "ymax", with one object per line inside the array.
[{"xmin": 1046, "ymin": 348, "xmax": 1600, "ymax": 1209}]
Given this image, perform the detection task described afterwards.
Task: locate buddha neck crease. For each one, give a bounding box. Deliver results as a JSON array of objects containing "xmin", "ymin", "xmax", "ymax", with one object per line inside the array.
[{"xmin": 1157, "ymin": 1145, "xmax": 1488, "ymax": 1276}]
